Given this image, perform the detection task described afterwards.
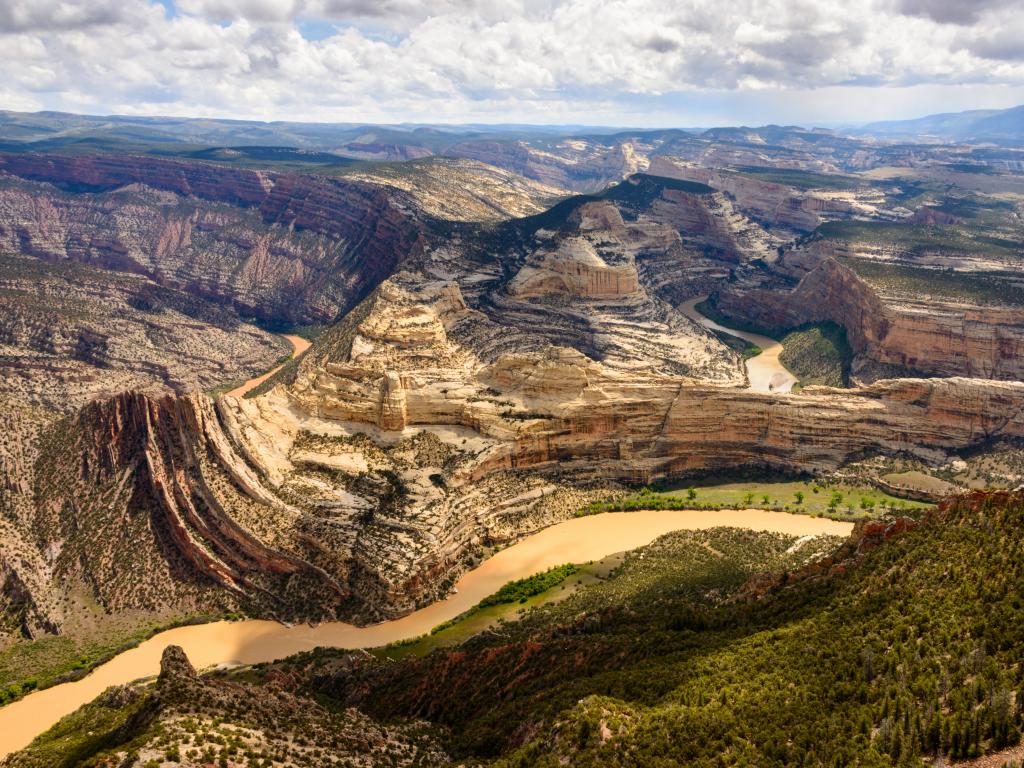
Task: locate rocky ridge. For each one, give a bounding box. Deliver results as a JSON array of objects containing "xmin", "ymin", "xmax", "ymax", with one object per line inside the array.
[
  {"xmin": 0, "ymin": 254, "xmax": 288, "ymax": 412},
  {"xmin": 3, "ymin": 644, "xmax": 449, "ymax": 768},
  {"xmin": 648, "ymin": 156, "xmax": 861, "ymax": 232},
  {"xmin": 5, "ymin": 158, "xmax": 1024, "ymax": 648}
]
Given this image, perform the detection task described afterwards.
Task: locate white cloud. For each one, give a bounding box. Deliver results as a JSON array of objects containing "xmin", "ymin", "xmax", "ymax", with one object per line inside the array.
[{"xmin": 0, "ymin": 0, "xmax": 1022, "ymax": 125}]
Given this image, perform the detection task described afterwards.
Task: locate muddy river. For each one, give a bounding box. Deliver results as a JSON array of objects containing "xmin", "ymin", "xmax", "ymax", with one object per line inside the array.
[
  {"xmin": 0, "ymin": 508, "xmax": 851, "ymax": 757},
  {"xmin": 679, "ymin": 297, "xmax": 797, "ymax": 393}
]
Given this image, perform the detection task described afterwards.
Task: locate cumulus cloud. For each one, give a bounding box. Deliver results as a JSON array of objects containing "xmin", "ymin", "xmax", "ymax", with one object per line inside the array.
[
  {"xmin": 0, "ymin": 0, "xmax": 1022, "ymax": 124},
  {"xmin": 0, "ymin": 0, "xmax": 153, "ymax": 32}
]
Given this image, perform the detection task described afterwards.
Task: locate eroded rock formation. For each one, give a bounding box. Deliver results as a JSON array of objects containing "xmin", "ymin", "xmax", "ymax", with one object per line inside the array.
[
  {"xmin": 5, "ymin": 158, "xmax": 1024, "ymax": 641},
  {"xmin": 0, "ymin": 153, "xmax": 426, "ymax": 323},
  {"xmin": 712, "ymin": 253, "xmax": 1024, "ymax": 381},
  {"xmin": 14, "ymin": 268, "xmax": 1024, "ymax": 631},
  {"xmin": 0, "ymin": 254, "xmax": 288, "ymax": 412}
]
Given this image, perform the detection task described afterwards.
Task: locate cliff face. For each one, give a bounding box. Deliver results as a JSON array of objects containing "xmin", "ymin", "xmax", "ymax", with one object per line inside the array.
[
  {"xmin": 28, "ymin": 391, "xmax": 349, "ymax": 624},
  {"xmin": 8, "ymin": 160, "xmax": 1024, "ymax": 635},
  {"xmin": 714, "ymin": 255, "xmax": 1024, "ymax": 381},
  {"xmin": 648, "ymin": 157, "xmax": 854, "ymax": 231},
  {"xmin": 289, "ymin": 279, "xmax": 1024, "ymax": 484},
  {"xmin": 0, "ymin": 153, "xmax": 426, "ymax": 323},
  {"xmin": 443, "ymin": 139, "xmax": 648, "ymax": 192}
]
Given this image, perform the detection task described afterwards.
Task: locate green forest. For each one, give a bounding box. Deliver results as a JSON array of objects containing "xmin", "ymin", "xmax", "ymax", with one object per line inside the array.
[{"xmin": 298, "ymin": 493, "xmax": 1024, "ymax": 766}]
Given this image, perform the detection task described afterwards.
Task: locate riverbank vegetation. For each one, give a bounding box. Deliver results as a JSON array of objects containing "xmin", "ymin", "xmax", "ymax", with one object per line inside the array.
[
  {"xmin": 0, "ymin": 611, "xmax": 242, "ymax": 709},
  {"xmin": 583, "ymin": 479, "xmax": 931, "ymax": 521},
  {"xmin": 13, "ymin": 493, "xmax": 1024, "ymax": 766},
  {"xmin": 297, "ymin": 492, "xmax": 1024, "ymax": 766},
  {"xmin": 709, "ymin": 327, "xmax": 762, "ymax": 359},
  {"xmin": 778, "ymin": 321, "xmax": 852, "ymax": 388}
]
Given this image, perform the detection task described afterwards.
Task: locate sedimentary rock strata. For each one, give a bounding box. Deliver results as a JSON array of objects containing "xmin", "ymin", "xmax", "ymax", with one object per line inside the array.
[
  {"xmin": 649, "ymin": 156, "xmax": 857, "ymax": 231},
  {"xmin": 0, "ymin": 254, "xmax": 287, "ymax": 412},
  {"xmin": 0, "ymin": 153, "xmax": 426, "ymax": 323},
  {"xmin": 4, "ymin": 155, "xmax": 1024, "ymax": 642},
  {"xmin": 13, "ymin": 264, "xmax": 1024, "ymax": 632},
  {"xmin": 339, "ymin": 157, "xmax": 568, "ymax": 222},
  {"xmin": 713, "ymin": 253, "xmax": 1024, "ymax": 381}
]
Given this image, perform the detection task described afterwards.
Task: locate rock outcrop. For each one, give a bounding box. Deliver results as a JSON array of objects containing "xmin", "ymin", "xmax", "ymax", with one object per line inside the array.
[
  {"xmin": 0, "ymin": 254, "xmax": 288, "ymax": 412},
  {"xmin": 0, "ymin": 153, "xmax": 426, "ymax": 324},
  {"xmin": 712, "ymin": 254, "xmax": 1024, "ymax": 381},
  {"xmin": 443, "ymin": 138, "xmax": 649, "ymax": 191},
  {"xmin": 16, "ymin": 265, "xmax": 1022, "ymax": 630},
  {"xmin": 507, "ymin": 237, "xmax": 641, "ymax": 299},
  {"xmin": 340, "ymin": 157, "xmax": 568, "ymax": 222},
  {"xmin": 649, "ymin": 157, "xmax": 857, "ymax": 231}
]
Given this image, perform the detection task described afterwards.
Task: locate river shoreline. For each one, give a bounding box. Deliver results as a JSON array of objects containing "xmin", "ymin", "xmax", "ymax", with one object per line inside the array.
[
  {"xmin": 678, "ymin": 296, "xmax": 797, "ymax": 393},
  {"xmin": 0, "ymin": 508, "xmax": 851, "ymax": 759},
  {"xmin": 225, "ymin": 333, "xmax": 311, "ymax": 398}
]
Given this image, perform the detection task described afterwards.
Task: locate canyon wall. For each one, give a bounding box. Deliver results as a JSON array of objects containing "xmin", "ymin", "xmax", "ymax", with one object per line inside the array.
[
  {"xmin": 648, "ymin": 157, "xmax": 849, "ymax": 231},
  {"xmin": 28, "ymin": 356, "xmax": 1022, "ymax": 628},
  {"xmin": 0, "ymin": 153, "xmax": 426, "ymax": 323},
  {"xmin": 0, "ymin": 254, "xmax": 288, "ymax": 412},
  {"xmin": 714, "ymin": 255, "xmax": 1024, "ymax": 381}
]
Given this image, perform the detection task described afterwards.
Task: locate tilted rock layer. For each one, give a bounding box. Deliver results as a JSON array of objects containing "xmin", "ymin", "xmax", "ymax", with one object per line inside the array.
[
  {"xmin": 5, "ymin": 163, "xmax": 1024, "ymax": 638},
  {"xmin": 14, "ymin": 272, "xmax": 1024, "ymax": 630}
]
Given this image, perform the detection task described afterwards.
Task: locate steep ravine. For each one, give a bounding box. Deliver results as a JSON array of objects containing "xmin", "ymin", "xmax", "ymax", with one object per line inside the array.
[{"xmin": 712, "ymin": 253, "xmax": 1024, "ymax": 381}]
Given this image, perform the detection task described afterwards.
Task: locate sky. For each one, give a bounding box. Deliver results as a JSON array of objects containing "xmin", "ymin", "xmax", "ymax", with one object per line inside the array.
[{"xmin": 2, "ymin": 0, "xmax": 1024, "ymax": 127}]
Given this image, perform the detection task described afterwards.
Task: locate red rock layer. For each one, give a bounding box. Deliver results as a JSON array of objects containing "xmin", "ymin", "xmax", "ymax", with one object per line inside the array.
[{"xmin": 714, "ymin": 256, "xmax": 1024, "ymax": 380}]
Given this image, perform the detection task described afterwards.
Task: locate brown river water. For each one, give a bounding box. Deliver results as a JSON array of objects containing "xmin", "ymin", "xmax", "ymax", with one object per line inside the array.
[
  {"xmin": 679, "ymin": 297, "xmax": 797, "ymax": 393},
  {"xmin": 225, "ymin": 334, "xmax": 311, "ymax": 398},
  {"xmin": 0, "ymin": 509, "xmax": 851, "ymax": 757}
]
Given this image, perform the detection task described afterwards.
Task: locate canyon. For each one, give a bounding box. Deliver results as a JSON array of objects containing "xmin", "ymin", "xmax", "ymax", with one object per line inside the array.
[
  {"xmin": 1, "ymin": 127, "xmax": 1023, "ymax": 768},
  {"xmin": 0, "ymin": 507, "xmax": 852, "ymax": 760},
  {"xmin": 711, "ymin": 250, "xmax": 1024, "ymax": 382},
  {"xmin": 2, "ymin": 157, "xmax": 1023, "ymax": 639}
]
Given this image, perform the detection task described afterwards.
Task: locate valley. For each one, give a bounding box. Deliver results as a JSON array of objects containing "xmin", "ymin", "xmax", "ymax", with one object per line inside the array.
[
  {"xmin": 224, "ymin": 335, "xmax": 311, "ymax": 399},
  {"xmin": 0, "ymin": 507, "xmax": 851, "ymax": 758},
  {"xmin": 678, "ymin": 296, "xmax": 797, "ymax": 392},
  {"xmin": 1, "ymin": 109, "xmax": 1024, "ymax": 767}
]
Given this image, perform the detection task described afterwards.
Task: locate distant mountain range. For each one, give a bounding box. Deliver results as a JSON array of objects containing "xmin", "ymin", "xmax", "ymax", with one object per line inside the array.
[
  {"xmin": 3, "ymin": 105, "xmax": 1024, "ymax": 153},
  {"xmin": 859, "ymin": 104, "xmax": 1024, "ymax": 143},
  {"xmin": 0, "ymin": 110, "xmax": 634, "ymax": 153}
]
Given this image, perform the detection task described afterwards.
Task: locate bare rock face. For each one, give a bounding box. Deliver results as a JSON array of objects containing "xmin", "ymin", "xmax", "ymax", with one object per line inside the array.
[
  {"xmin": 16, "ymin": 268, "xmax": 1023, "ymax": 630},
  {"xmin": 339, "ymin": 157, "xmax": 569, "ymax": 222},
  {"xmin": 158, "ymin": 645, "xmax": 197, "ymax": 684},
  {"xmin": 0, "ymin": 153, "xmax": 426, "ymax": 324},
  {"xmin": 648, "ymin": 157, "xmax": 857, "ymax": 232},
  {"xmin": 449, "ymin": 191, "xmax": 753, "ymax": 384},
  {"xmin": 507, "ymin": 236, "xmax": 641, "ymax": 299},
  {"xmin": 714, "ymin": 254, "xmax": 1024, "ymax": 381},
  {"xmin": 442, "ymin": 138, "xmax": 648, "ymax": 191}
]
